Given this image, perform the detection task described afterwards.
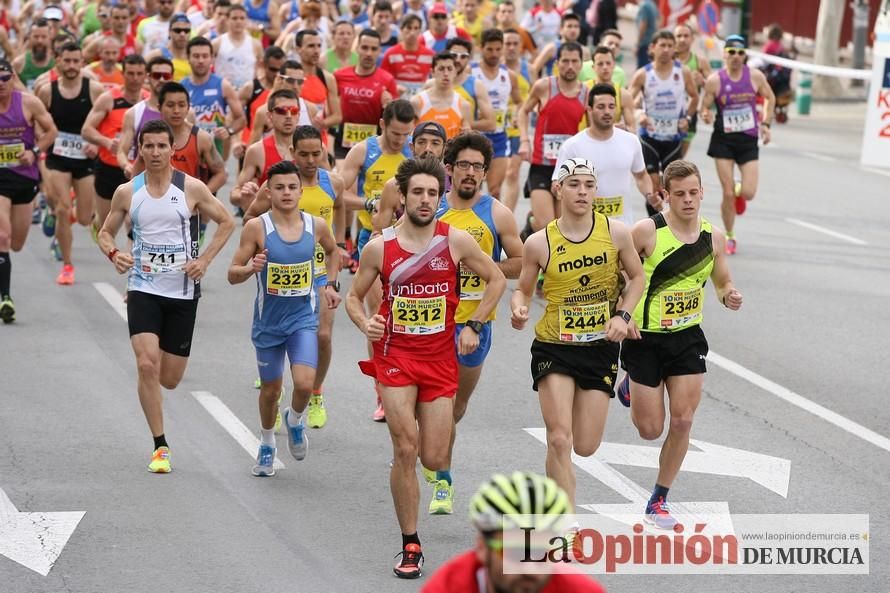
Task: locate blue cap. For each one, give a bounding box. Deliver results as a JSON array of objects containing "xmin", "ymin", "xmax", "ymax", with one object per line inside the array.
[{"xmin": 725, "ymin": 35, "xmax": 747, "ymax": 49}]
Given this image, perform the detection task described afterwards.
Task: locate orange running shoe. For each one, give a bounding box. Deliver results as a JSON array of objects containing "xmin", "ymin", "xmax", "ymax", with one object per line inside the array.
[{"xmin": 56, "ymin": 264, "xmax": 75, "ymax": 285}]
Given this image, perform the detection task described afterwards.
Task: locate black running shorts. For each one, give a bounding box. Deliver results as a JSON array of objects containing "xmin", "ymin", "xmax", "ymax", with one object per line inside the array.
[
  {"xmin": 530, "ymin": 339, "xmax": 620, "ymax": 395},
  {"xmin": 45, "ymin": 155, "xmax": 95, "ymax": 179},
  {"xmin": 620, "ymin": 325, "xmax": 709, "ymax": 387},
  {"xmin": 94, "ymin": 161, "xmax": 128, "ymax": 200},
  {"xmin": 640, "ymin": 137, "xmax": 684, "ymax": 174},
  {"xmin": 707, "ymin": 131, "xmax": 759, "ymax": 165},
  {"xmin": 127, "ymin": 290, "xmax": 199, "ymax": 357},
  {"xmin": 0, "ymin": 169, "xmax": 40, "ymax": 205},
  {"xmin": 527, "ymin": 164, "xmax": 556, "ymax": 194}
]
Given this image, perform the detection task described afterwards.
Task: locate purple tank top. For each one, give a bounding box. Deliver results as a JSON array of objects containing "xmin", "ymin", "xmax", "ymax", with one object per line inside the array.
[
  {"xmin": 716, "ymin": 67, "xmax": 759, "ymax": 138},
  {"xmin": 0, "ymin": 91, "xmax": 39, "ymax": 180},
  {"xmin": 129, "ymin": 99, "xmax": 162, "ymax": 160}
]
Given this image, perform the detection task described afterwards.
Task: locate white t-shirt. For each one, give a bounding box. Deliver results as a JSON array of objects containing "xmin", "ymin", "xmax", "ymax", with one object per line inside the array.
[{"xmin": 552, "ymin": 127, "xmax": 646, "ymax": 227}]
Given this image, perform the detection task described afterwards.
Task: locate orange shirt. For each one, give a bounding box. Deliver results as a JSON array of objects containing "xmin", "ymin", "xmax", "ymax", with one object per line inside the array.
[{"xmin": 416, "ymin": 91, "xmax": 463, "ymax": 139}]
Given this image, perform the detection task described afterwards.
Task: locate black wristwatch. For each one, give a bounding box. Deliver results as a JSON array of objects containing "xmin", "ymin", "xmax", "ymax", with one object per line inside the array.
[
  {"xmin": 31, "ymin": 146, "xmax": 41, "ymax": 156},
  {"xmin": 613, "ymin": 310, "xmax": 631, "ymax": 323},
  {"xmin": 326, "ymin": 280, "xmax": 340, "ymax": 292},
  {"xmin": 465, "ymin": 320, "xmax": 484, "ymax": 335}
]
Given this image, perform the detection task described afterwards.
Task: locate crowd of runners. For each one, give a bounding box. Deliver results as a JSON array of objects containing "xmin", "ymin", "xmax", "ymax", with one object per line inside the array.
[{"xmin": 0, "ymin": 0, "xmax": 777, "ymax": 587}]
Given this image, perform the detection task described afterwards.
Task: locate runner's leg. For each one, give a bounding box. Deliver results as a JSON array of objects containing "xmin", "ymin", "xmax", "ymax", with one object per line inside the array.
[
  {"xmin": 537, "ymin": 373, "xmax": 577, "ymax": 504},
  {"xmin": 655, "ymin": 373, "xmax": 703, "ymax": 488},
  {"xmin": 383, "ymin": 384, "xmax": 422, "ymax": 535},
  {"xmin": 570, "ymin": 388, "xmax": 611, "ymax": 457}
]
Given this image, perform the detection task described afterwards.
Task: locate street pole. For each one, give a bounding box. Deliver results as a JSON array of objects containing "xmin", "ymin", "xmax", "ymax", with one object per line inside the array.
[
  {"xmin": 813, "ymin": 0, "xmax": 845, "ymax": 98},
  {"xmin": 851, "ymin": 0, "xmax": 870, "ymax": 87}
]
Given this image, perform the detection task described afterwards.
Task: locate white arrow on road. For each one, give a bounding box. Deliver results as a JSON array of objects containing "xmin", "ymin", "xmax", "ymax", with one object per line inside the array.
[{"xmin": 0, "ymin": 488, "xmax": 84, "ymax": 576}]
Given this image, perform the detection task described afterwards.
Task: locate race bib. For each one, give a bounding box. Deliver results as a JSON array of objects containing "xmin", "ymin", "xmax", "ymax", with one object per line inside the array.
[
  {"xmin": 53, "ymin": 131, "xmax": 87, "ymax": 160},
  {"xmin": 660, "ymin": 288, "xmax": 703, "ymax": 329},
  {"xmin": 342, "ymin": 122, "xmax": 377, "ymax": 148},
  {"xmin": 542, "ymin": 134, "xmax": 569, "ymax": 161},
  {"xmin": 313, "ymin": 243, "xmax": 326, "ymax": 279},
  {"xmin": 0, "ymin": 143, "xmax": 24, "ymax": 168},
  {"xmin": 140, "ymin": 242, "xmax": 186, "ymax": 274},
  {"xmin": 391, "ymin": 295, "xmax": 446, "ymax": 335},
  {"xmin": 650, "ymin": 116, "xmax": 679, "ymax": 139},
  {"xmin": 266, "ymin": 261, "xmax": 312, "ymax": 296},
  {"xmin": 722, "ymin": 105, "xmax": 755, "ymax": 134},
  {"xmin": 494, "ymin": 110, "xmax": 507, "ymax": 131},
  {"xmin": 559, "ymin": 301, "xmax": 609, "ymax": 343},
  {"xmin": 458, "ymin": 263, "xmax": 484, "ymax": 301},
  {"xmin": 592, "ymin": 195, "xmax": 623, "ymax": 217}
]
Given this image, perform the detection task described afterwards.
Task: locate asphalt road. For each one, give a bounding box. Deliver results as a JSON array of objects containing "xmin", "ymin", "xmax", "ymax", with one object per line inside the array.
[{"xmin": 2, "ymin": 101, "xmax": 889, "ymax": 593}]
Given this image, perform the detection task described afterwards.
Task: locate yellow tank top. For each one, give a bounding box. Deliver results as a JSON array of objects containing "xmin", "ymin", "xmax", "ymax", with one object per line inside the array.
[
  {"xmin": 507, "ymin": 69, "xmax": 530, "ymax": 138},
  {"xmin": 172, "ymin": 57, "xmax": 192, "ymax": 82},
  {"xmin": 437, "ymin": 195, "xmax": 500, "ymax": 323},
  {"xmin": 299, "ymin": 170, "xmax": 337, "ymax": 279},
  {"xmin": 358, "ymin": 140, "xmax": 407, "ymax": 231},
  {"xmin": 535, "ymin": 214, "xmax": 620, "ymax": 344},
  {"xmin": 634, "ymin": 214, "xmax": 714, "ymax": 333}
]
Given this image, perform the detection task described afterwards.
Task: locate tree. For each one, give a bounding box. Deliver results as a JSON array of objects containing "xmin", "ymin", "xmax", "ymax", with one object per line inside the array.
[{"xmin": 813, "ymin": 0, "xmax": 845, "ymax": 98}]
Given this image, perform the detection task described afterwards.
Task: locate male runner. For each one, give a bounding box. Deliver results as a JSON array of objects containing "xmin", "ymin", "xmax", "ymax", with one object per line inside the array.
[
  {"xmin": 333, "ymin": 28, "xmax": 398, "ymax": 161},
  {"xmin": 116, "ymin": 56, "xmax": 173, "ymax": 178},
  {"xmin": 98, "ymin": 119, "xmax": 235, "ymax": 473},
  {"xmin": 246, "ymin": 61, "xmax": 316, "ymax": 146},
  {"xmin": 295, "ymin": 29, "xmax": 341, "ymax": 141},
  {"xmin": 421, "ymin": 3, "xmax": 471, "ymax": 54},
  {"xmin": 532, "ymin": 13, "xmax": 587, "ymax": 78},
  {"xmin": 36, "ymin": 42, "xmax": 104, "ymax": 285},
  {"xmin": 588, "ymin": 46, "xmax": 635, "ymax": 131},
  {"xmin": 235, "ymin": 45, "xmax": 286, "ymax": 164},
  {"xmin": 423, "ymin": 131, "xmax": 523, "ymax": 514},
  {"xmin": 87, "ymin": 37, "xmax": 125, "ymax": 91},
  {"xmin": 0, "ymin": 59, "xmax": 57, "ymax": 323},
  {"xmin": 517, "ymin": 41, "xmax": 587, "ymax": 233},
  {"xmin": 511, "ymin": 157, "xmax": 644, "ymax": 507},
  {"xmin": 146, "ymin": 13, "xmax": 193, "ymax": 82},
  {"xmin": 228, "ymin": 160, "xmax": 340, "ymax": 475},
  {"xmin": 470, "ymin": 29, "xmax": 521, "ymax": 200},
  {"xmin": 446, "ymin": 38, "xmax": 496, "ymax": 133},
  {"xmin": 552, "ymin": 83, "xmax": 657, "ymax": 226},
  {"xmin": 616, "ymin": 160, "xmax": 742, "ymax": 528},
  {"xmin": 674, "ymin": 22, "xmax": 710, "ymax": 157},
  {"xmin": 700, "ymin": 35, "xmax": 773, "ymax": 255},
  {"xmin": 370, "ymin": 0, "xmax": 399, "ymax": 53},
  {"xmin": 346, "ymin": 157, "xmax": 505, "ymax": 578},
  {"xmin": 630, "ymin": 30, "xmax": 698, "ymax": 215},
  {"xmin": 452, "ymin": 0, "xmax": 491, "ymax": 47},
  {"xmin": 412, "ymin": 52, "xmax": 471, "ymax": 140},
  {"xmin": 82, "ymin": 54, "xmax": 148, "ymax": 234},
  {"xmin": 212, "ymin": 4, "xmax": 262, "ymax": 89},
  {"xmin": 501, "ymin": 27, "xmax": 532, "ymax": 212},
  {"xmin": 137, "ymin": 0, "xmax": 177, "ymax": 57},
  {"xmin": 13, "ymin": 19, "xmax": 54, "ymax": 90},
  {"xmin": 380, "ymin": 15, "xmax": 434, "ymax": 99},
  {"xmin": 324, "ymin": 21, "xmax": 358, "ymax": 73},
  {"xmin": 495, "ymin": 1, "xmax": 537, "ymax": 59}
]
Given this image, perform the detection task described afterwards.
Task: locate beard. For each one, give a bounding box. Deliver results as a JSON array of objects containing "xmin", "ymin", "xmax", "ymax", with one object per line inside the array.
[
  {"xmin": 407, "ymin": 209, "xmax": 434, "ymax": 226},
  {"xmin": 456, "ymin": 178, "xmax": 477, "ymax": 200},
  {"xmin": 33, "ymin": 46, "xmax": 48, "ymax": 61}
]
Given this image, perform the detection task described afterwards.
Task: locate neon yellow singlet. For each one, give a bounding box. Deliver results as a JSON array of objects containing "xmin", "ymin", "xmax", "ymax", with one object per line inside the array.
[
  {"xmin": 506, "ymin": 70, "xmax": 530, "ymax": 139},
  {"xmin": 358, "ymin": 140, "xmax": 408, "ymax": 231},
  {"xmin": 535, "ymin": 214, "xmax": 620, "ymax": 344},
  {"xmin": 299, "ymin": 171, "xmax": 337, "ymax": 279},
  {"xmin": 633, "ymin": 214, "xmax": 714, "ymax": 333},
  {"xmin": 437, "ymin": 195, "xmax": 500, "ymax": 323}
]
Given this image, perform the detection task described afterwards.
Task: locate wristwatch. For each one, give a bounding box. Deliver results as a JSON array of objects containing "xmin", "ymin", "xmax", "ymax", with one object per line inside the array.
[
  {"xmin": 326, "ymin": 280, "xmax": 340, "ymax": 292},
  {"xmin": 613, "ymin": 310, "xmax": 631, "ymax": 323},
  {"xmin": 226, "ymin": 127, "xmax": 236, "ymax": 137},
  {"xmin": 31, "ymin": 146, "xmax": 41, "ymax": 157},
  {"xmin": 465, "ymin": 320, "xmax": 484, "ymax": 335}
]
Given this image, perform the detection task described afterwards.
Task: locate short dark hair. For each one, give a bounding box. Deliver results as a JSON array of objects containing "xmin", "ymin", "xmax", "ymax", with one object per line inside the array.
[
  {"xmin": 333, "ymin": 20, "xmax": 355, "ymax": 32},
  {"xmin": 31, "ymin": 18, "xmax": 50, "ymax": 30},
  {"xmin": 187, "ymin": 36, "xmax": 213, "ymax": 56},
  {"xmin": 592, "ymin": 45, "xmax": 614, "ymax": 60},
  {"xmin": 268, "ymin": 88, "xmax": 298, "ymax": 109},
  {"xmin": 382, "ymin": 98, "xmax": 416, "ymax": 125},
  {"xmin": 601, "ymin": 28, "xmax": 622, "ymax": 40},
  {"xmin": 557, "ymin": 41, "xmax": 583, "ymax": 60},
  {"xmin": 59, "ymin": 41, "xmax": 82, "ymax": 55},
  {"xmin": 264, "ymin": 45, "xmax": 286, "ymax": 62},
  {"xmin": 650, "ymin": 30, "xmax": 676, "ymax": 45},
  {"xmin": 444, "ymin": 131, "xmax": 493, "ymax": 171},
  {"xmin": 400, "ymin": 14, "xmax": 421, "ymax": 29},
  {"xmin": 358, "ymin": 28, "xmax": 381, "ymax": 43},
  {"xmin": 295, "ymin": 29, "xmax": 319, "ymax": 47},
  {"xmin": 122, "ymin": 53, "xmax": 147, "ymax": 71},
  {"xmin": 267, "ymin": 159, "xmax": 301, "ymax": 183},
  {"xmin": 446, "ymin": 37, "xmax": 473, "ymax": 53},
  {"xmin": 139, "ymin": 119, "xmax": 174, "ymax": 146},
  {"xmin": 663, "ymin": 160, "xmax": 701, "ymax": 191},
  {"xmin": 293, "ymin": 125, "xmax": 322, "ymax": 145},
  {"xmin": 373, "ymin": 0, "xmax": 393, "ymax": 14},
  {"xmin": 159, "ymin": 81, "xmax": 190, "ymax": 107},
  {"xmin": 480, "ymin": 28, "xmax": 503, "ymax": 47},
  {"xmin": 561, "ymin": 13, "xmax": 581, "ymax": 25},
  {"xmin": 432, "ymin": 51, "xmax": 454, "ymax": 69},
  {"xmin": 280, "ymin": 59, "xmax": 303, "ymax": 74},
  {"xmin": 147, "ymin": 56, "xmax": 174, "ymax": 73},
  {"xmin": 587, "ymin": 83, "xmax": 616, "ymax": 107},
  {"xmin": 396, "ymin": 157, "xmax": 446, "ymax": 198},
  {"xmin": 227, "ymin": 3, "xmax": 247, "ymax": 15}
]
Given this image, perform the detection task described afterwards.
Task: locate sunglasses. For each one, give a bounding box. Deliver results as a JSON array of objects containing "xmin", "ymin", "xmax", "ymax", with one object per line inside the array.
[
  {"xmin": 0, "ymin": 73, "xmax": 13, "ymax": 82},
  {"xmin": 172, "ymin": 28, "xmax": 191, "ymax": 34},
  {"xmin": 278, "ymin": 74, "xmax": 304, "ymax": 84},
  {"xmin": 272, "ymin": 105, "xmax": 300, "ymax": 116},
  {"xmin": 150, "ymin": 71, "xmax": 173, "ymax": 80},
  {"xmin": 725, "ymin": 48, "xmax": 746, "ymax": 56},
  {"xmin": 431, "ymin": 14, "xmax": 447, "ymax": 19}
]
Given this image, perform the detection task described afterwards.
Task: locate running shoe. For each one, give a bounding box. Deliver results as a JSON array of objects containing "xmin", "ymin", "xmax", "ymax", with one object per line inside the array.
[
  {"xmin": 307, "ymin": 393, "xmax": 327, "ymax": 428},
  {"xmin": 733, "ymin": 181, "xmax": 746, "ymax": 215},
  {"xmin": 393, "ymin": 543, "xmax": 423, "ymax": 579},
  {"xmin": 283, "ymin": 408, "xmax": 308, "ymax": 460},
  {"xmin": 725, "ymin": 238, "xmax": 737, "ymax": 256},
  {"xmin": 616, "ymin": 375, "xmax": 631, "ymax": 407},
  {"xmin": 49, "ymin": 238, "xmax": 62, "ymax": 261},
  {"xmin": 373, "ymin": 394, "xmax": 386, "ymax": 422},
  {"xmin": 421, "ymin": 466, "xmax": 437, "ymax": 485},
  {"xmin": 251, "ymin": 444, "xmax": 276, "ymax": 477},
  {"xmin": 41, "ymin": 211, "xmax": 56, "ymax": 237},
  {"xmin": 31, "ymin": 206, "xmax": 42, "ymax": 225},
  {"xmin": 0, "ymin": 296, "xmax": 15, "ymax": 324},
  {"xmin": 253, "ymin": 377, "xmax": 261, "ymax": 389},
  {"xmin": 148, "ymin": 446, "xmax": 171, "ymax": 473},
  {"xmin": 644, "ymin": 496, "xmax": 678, "ymax": 530},
  {"xmin": 56, "ymin": 264, "xmax": 75, "ymax": 285},
  {"xmin": 428, "ymin": 479, "xmax": 454, "ymax": 515},
  {"xmin": 90, "ymin": 219, "xmax": 100, "ymax": 244}
]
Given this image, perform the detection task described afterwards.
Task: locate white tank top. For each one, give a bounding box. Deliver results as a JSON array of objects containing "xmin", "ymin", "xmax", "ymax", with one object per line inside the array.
[
  {"xmin": 214, "ymin": 33, "xmax": 257, "ymax": 89},
  {"xmin": 128, "ymin": 171, "xmax": 200, "ymax": 300},
  {"xmin": 471, "ymin": 64, "xmax": 512, "ymax": 134},
  {"xmin": 641, "ymin": 60, "xmax": 687, "ymax": 142}
]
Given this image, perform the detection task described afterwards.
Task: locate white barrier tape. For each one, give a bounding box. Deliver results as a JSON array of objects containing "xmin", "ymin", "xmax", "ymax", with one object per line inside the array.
[{"xmin": 745, "ymin": 49, "xmax": 873, "ymax": 81}]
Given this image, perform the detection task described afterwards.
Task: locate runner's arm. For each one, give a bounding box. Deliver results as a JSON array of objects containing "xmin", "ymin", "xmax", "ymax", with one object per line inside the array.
[
  {"xmin": 345, "ymin": 237, "xmax": 385, "ymax": 339},
  {"xmin": 517, "ymin": 79, "xmax": 545, "ymax": 157},
  {"xmin": 320, "ymin": 71, "xmax": 342, "ymax": 128},
  {"xmin": 242, "ymin": 180, "xmax": 272, "ymax": 222},
  {"xmin": 710, "ymin": 227, "xmax": 743, "ymax": 310},
  {"xmin": 98, "ymin": 183, "xmax": 135, "ymax": 273},
  {"xmin": 452, "ymin": 228, "xmax": 506, "ymax": 324},
  {"xmin": 338, "ymin": 142, "xmax": 368, "ymax": 211},
  {"xmin": 117, "ymin": 108, "xmax": 136, "ymax": 172},
  {"xmin": 371, "ymin": 178, "xmax": 400, "ymax": 232},
  {"xmin": 458, "ymin": 97, "xmax": 472, "ymax": 134},
  {"xmin": 699, "ymin": 73, "xmax": 719, "ymax": 124},
  {"xmin": 621, "ymin": 88, "xmax": 637, "ymax": 131},
  {"xmin": 24, "ymin": 94, "xmax": 58, "ymax": 152},
  {"xmin": 227, "ymin": 218, "xmax": 264, "ymax": 284},
  {"xmin": 510, "ymin": 230, "xmax": 546, "ymax": 330},
  {"xmin": 81, "ymin": 92, "xmax": 114, "ymax": 148},
  {"xmin": 315, "ymin": 216, "xmax": 342, "ymax": 285},
  {"xmin": 188, "ymin": 178, "xmax": 236, "ymax": 275},
  {"xmin": 608, "ymin": 220, "xmax": 644, "ymax": 341},
  {"xmin": 249, "ymin": 107, "xmax": 268, "ymax": 145},
  {"xmin": 329, "ymin": 173, "xmax": 347, "ymax": 245},
  {"xmin": 222, "ymin": 79, "xmax": 246, "ymax": 133},
  {"xmin": 682, "ymin": 67, "xmax": 699, "ymax": 118},
  {"xmin": 471, "ymin": 78, "xmax": 496, "ymax": 132},
  {"xmin": 631, "ymin": 217, "xmax": 657, "ymax": 258},
  {"xmin": 530, "ymin": 43, "xmax": 554, "ymax": 77},
  {"xmin": 491, "ymin": 200, "xmax": 523, "ymax": 279},
  {"xmin": 751, "ymin": 68, "xmax": 775, "ymax": 141},
  {"xmin": 199, "ymin": 130, "xmax": 228, "ymax": 193}
]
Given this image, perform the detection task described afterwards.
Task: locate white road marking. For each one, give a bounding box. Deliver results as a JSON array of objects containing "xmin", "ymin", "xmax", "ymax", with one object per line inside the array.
[
  {"xmin": 0, "ymin": 487, "xmax": 85, "ymax": 576},
  {"xmin": 785, "ymin": 218, "xmax": 868, "ymax": 245},
  {"xmin": 93, "ymin": 282, "xmax": 127, "ymax": 321},
  {"xmin": 799, "ymin": 151, "xmax": 836, "ymax": 162},
  {"xmin": 191, "ymin": 391, "xmax": 285, "ymax": 470},
  {"xmin": 708, "ymin": 351, "xmax": 890, "ymax": 454},
  {"xmin": 861, "ymin": 166, "xmax": 890, "ymax": 178}
]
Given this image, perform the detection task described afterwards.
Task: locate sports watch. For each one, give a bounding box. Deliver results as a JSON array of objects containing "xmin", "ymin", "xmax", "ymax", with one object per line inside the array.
[
  {"xmin": 613, "ymin": 310, "xmax": 631, "ymax": 323},
  {"xmin": 465, "ymin": 320, "xmax": 484, "ymax": 335}
]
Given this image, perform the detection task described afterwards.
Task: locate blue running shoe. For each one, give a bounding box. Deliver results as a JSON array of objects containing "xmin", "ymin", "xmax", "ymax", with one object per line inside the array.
[
  {"xmin": 645, "ymin": 497, "xmax": 678, "ymax": 530},
  {"xmin": 251, "ymin": 444, "xmax": 276, "ymax": 476},
  {"xmin": 283, "ymin": 409, "xmax": 308, "ymax": 461},
  {"xmin": 616, "ymin": 375, "xmax": 631, "ymax": 407},
  {"xmin": 42, "ymin": 211, "xmax": 56, "ymax": 237},
  {"xmin": 49, "ymin": 238, "xmax": 62, "ymax": 261}
]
